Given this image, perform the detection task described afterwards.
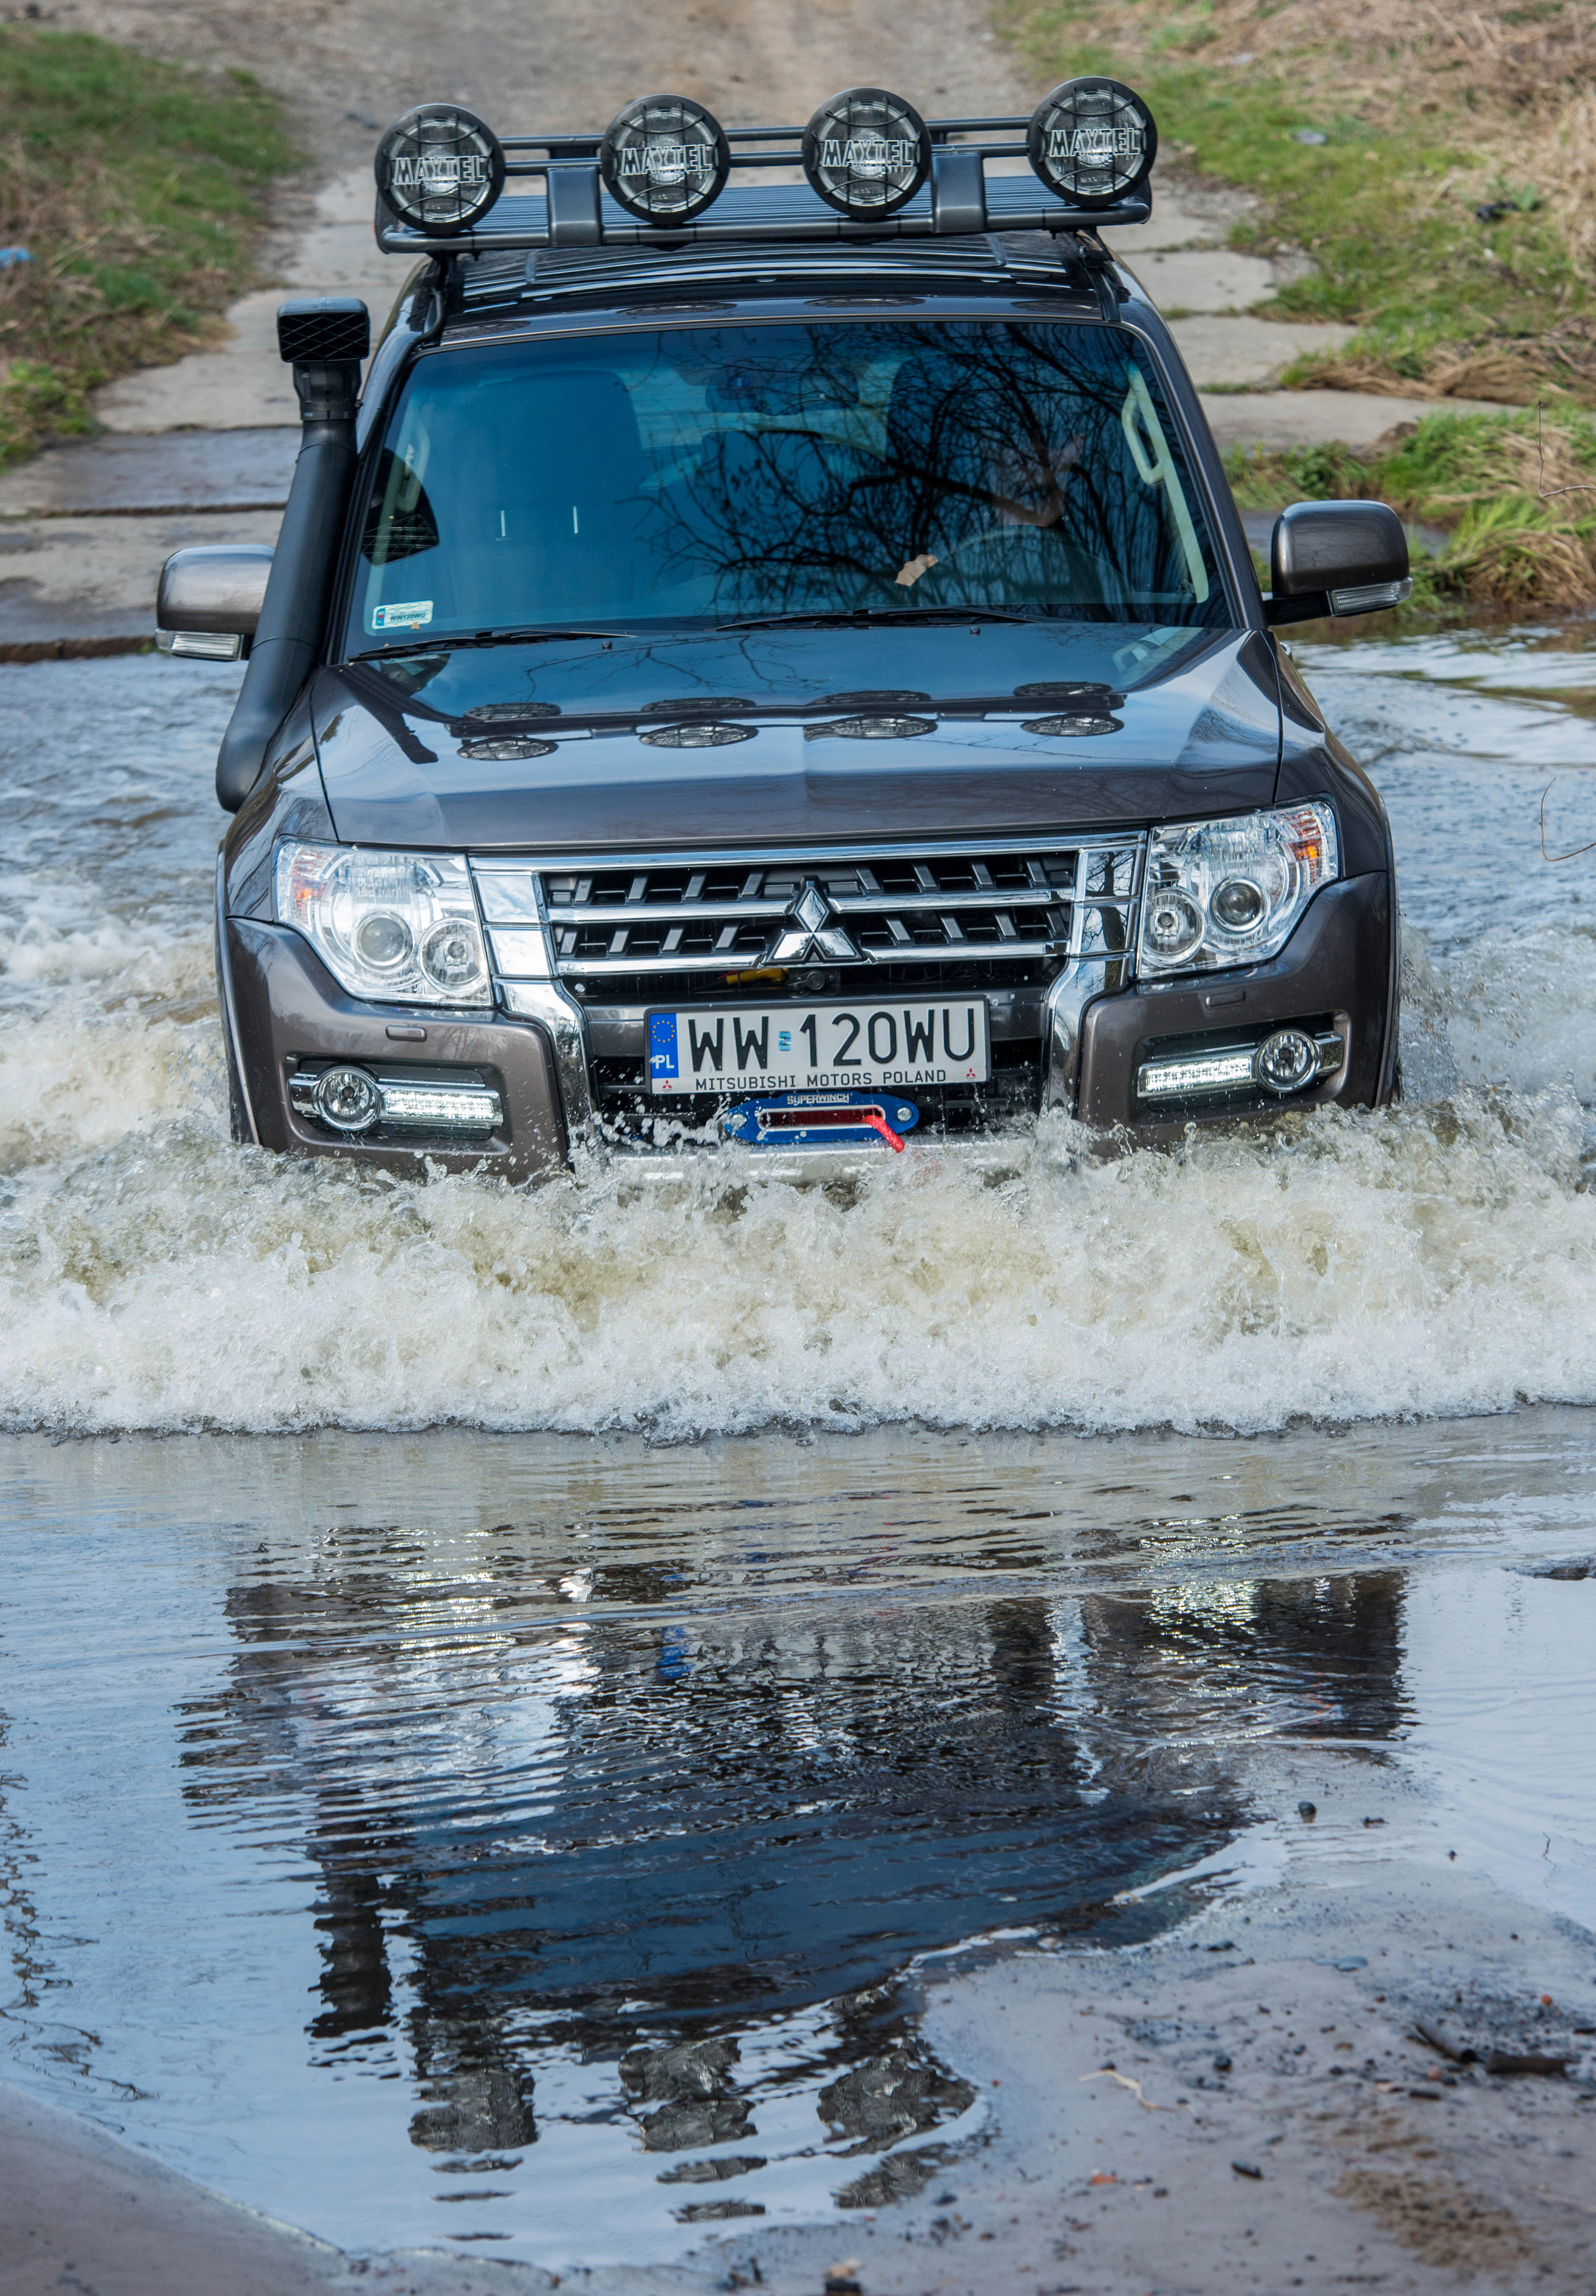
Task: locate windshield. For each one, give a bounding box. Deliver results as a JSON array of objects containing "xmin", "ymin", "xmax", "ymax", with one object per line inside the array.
[{"xmin": 347, "ymin": 320, "xmax": 1229, "ymax": 651}]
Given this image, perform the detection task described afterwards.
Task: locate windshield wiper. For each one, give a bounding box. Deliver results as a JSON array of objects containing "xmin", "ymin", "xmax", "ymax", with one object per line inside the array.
[
  {"xmin": 354, "ymin": 627, "xmax": 631, "ymax": 661},
  {"xmin": 716, "ymin": 606, "xmax": 1038, "ymax": 633}
]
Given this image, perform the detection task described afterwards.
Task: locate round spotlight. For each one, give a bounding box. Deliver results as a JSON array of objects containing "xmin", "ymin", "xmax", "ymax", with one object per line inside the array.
[
  {"xmin": 1256, "ymin": 1028, "xmax": 1320, "ymax": 1096},
  {"xmin": 600, "ymin": 94, "xmax": 731, "ymax": 224},
  {"xmin": 802, "ymin": 87, "xmax": 931, "ymax": 219},
  {"xmin": 1027, "ymin": 77, "xmax": 1157, "ymax": 208},
  {"xmin": 374, "ymin": 104, "xmax": 506, "ymax": 235},
  {"xmin": 313, "ymin": 1067, "xmax": 382, "ymax": 1133}
]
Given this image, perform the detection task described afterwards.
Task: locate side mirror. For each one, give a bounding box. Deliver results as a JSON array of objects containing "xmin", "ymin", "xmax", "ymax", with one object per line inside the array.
[
  {"xmin": 1265, "ymin": 501, "xmax": 1410, "ymax": 627},
  {"xmin": 156, "ymin": 545, "xmax": 275, "ymax": 661}
]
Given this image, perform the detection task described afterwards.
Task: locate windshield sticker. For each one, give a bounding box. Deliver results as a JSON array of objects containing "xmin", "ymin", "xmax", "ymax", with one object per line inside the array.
[
  {"xmin": 372, "ymin": 600, "xmax": 434, "ymax": 631},
  {"xmin": 894, "ymin": 552, "xmax": 939, "ymax": 588}
]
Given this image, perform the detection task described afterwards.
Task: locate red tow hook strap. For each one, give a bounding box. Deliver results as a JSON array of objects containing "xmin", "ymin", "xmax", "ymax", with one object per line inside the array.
[{"xmin": 862, "ymin": 1110, "xmax": 906, "ymax": 1153}]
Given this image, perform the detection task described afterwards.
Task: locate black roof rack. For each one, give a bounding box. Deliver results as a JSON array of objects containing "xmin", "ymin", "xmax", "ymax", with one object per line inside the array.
[{"xmin": 374, "ymin": 117, "xmax": 1152, "ymax": 258}]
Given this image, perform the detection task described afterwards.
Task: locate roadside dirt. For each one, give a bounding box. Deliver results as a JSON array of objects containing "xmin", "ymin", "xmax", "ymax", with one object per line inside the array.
[
  {"xmin": 47, "ymin": 0, "xmax": 1372, "ymax": 408},
  {"xmin": 44, "ymin": 0, "xmax": 1034, "ymax": 180}
]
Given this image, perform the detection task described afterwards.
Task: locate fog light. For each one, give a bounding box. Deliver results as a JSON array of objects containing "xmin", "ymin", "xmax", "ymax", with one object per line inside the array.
[
  {"xmin": 1256, "ymin": 1027, "xmax": 1319, "ymax": 1095},
  {"xmin": 314, "ymin": 1066, "xmax": 381, "ymax": 1131}
]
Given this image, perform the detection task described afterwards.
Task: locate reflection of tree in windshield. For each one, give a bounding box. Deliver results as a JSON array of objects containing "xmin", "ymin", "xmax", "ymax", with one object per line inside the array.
[
  {"xmin": 350, "ymin": 323, "xmax": 1227, "ymax": 641},
  {"xmin": 639, "ymin": 324, "xmax": 1208, "ymax": 619}
]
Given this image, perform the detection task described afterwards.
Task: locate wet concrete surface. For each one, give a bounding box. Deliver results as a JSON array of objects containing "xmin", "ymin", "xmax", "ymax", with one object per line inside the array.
[
  {"xmin": 0, "ymin": 428, "xmax": 296, "ymax": 520},
  {"xmin": 0, "ymin": 431, "xmax": 294, "ymax": 656}
]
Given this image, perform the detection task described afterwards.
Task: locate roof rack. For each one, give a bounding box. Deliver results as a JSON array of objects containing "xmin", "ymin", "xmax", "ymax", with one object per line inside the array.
[{"xmin": 372, "ymin": 97, "xmax": 1156, "ymax": 259}]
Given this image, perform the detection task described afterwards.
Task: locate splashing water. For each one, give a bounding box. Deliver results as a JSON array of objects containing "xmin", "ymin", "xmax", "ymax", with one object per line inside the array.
[{"xmin": 2, "ymin": 632, "xmax": 1595, "ymax": 1438}]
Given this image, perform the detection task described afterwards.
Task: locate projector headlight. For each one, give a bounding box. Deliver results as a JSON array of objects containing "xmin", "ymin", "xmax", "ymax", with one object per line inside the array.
[
  {"xmin": 1027, "ymin": 77, "xmax": 1157, "ymax": 208},
  {"xmin": 1136, "ymin": 802, "xmax": 1338, "ymax": 978},
  {"xmin": 275, "ymin": 843, "xmax": 491, "ymax": 1006},
  {"xmin": 375, "ymin": 103, "xmax": 506, "ymax": 235},
  {"xmin": 600, "ymin": 94, "xmax": 731, "ymax": 224},
  {"xmin": 802, "ymin": 87, "xmax": 931, "ymax": 219}
]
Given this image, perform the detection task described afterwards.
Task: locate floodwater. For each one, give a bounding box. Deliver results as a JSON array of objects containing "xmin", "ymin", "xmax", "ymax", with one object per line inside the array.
[
  {"xmin": 4, "ymin": 636, "xmax": 1596, "ymax": 1436},
  {"xmin": 2, "ymin": 624, "xmax": 1596, "ymax": 2267}
]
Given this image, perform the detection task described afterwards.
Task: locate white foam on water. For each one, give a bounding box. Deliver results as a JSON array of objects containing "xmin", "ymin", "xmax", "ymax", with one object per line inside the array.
[{"xmin": 2, "ymin": 641, "xmax": 1595, "ymax": 1438}]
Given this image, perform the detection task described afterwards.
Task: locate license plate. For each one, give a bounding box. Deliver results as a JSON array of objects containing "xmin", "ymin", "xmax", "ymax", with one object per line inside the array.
[{"xmin": 646, "ymin": 999, "xmax": 990, "ymax": 1095}]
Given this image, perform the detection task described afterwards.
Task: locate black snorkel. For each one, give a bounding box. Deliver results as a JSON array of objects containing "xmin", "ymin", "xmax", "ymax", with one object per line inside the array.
[{"xmin": 214, "ymin": 297, "xmax": 369, "ymax": 812}]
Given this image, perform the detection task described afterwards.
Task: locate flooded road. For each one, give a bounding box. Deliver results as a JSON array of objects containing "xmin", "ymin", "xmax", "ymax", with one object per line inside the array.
[
  {"xmin": 2, "ymin": 622, "xmax": 1596, "ymax": 2276},
  {"xmin": 2, "ymin": 628, "xmax": 1596, "ymax": 1436}
]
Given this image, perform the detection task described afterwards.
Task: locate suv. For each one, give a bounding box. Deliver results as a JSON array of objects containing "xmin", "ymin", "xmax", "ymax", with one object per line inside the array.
[{"xmin": 160, "ymin": 81, "xmax": 1405, "ymax": 1180}]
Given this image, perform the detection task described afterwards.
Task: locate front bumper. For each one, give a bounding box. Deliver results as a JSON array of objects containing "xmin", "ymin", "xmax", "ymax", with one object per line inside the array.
[
  {"xmin": 1077, "ymin": 871, "xmax": 1393, "ymax": 1141},
  {"xmin": 224, "ymin": 870, "xmax": 1393, "ymax": 1180},
  {"xmin": 226, "ymin": 921, "xmax": 568, "ymax": 1180}
]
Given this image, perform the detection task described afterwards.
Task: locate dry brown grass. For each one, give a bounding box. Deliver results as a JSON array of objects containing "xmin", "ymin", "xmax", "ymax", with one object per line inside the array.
[
  {"xmin": 1302, "ymin": 329, "xmax": 1596, "ymax": 404},
  {"xmin": 1121, "ymin": 0, "xmax": 1596, "ymax": 118},
  {"xmin": 1011, "ymin": 0, "xmax": 1596, "ymax": 389}
]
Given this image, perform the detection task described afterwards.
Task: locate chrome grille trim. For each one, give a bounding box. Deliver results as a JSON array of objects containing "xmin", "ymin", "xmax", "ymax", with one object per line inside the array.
[{"xmin": 474, "ymin": 837, "xmax": 1144, "ymax": 987}]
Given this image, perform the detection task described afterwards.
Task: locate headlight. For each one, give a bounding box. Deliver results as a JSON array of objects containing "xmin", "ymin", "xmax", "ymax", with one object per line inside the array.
[
  {"xmin": 275, "ymin": 842, "xmax": 490, "ymax": 1006},
  {"xmin": 1136, "ymin": 802, "xmax": 1337, "ymax": 978}
]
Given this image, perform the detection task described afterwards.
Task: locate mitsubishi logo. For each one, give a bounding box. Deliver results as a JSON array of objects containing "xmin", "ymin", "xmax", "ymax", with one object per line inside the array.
[{"xmin": 766, "ymin": 878, "xmax": 860, "ymax": 966}]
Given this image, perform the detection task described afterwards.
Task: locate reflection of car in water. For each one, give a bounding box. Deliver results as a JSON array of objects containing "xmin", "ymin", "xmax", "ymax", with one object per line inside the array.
[
  {"xmin": 174, "ymin": 1516, "xmax": 1405, "ymax": 2174},
  {"xmin": 160, "ymin": 80, "xmax": 1406, "ymax": 1180}
]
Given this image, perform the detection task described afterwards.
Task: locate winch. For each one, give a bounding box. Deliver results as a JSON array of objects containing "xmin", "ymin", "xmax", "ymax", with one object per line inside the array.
[{"xmin": 721, "ymin": 1091, "xmax": 921, "ymax": 1151}]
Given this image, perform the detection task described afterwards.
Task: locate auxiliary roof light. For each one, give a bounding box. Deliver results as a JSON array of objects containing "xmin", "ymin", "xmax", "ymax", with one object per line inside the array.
[
  {"xmin": 802, "ymin": 87, "xmax": 932, "ymax": 219},
  {"xmin": 374, "ymin": 103, "xmax": 506, "ymax": 235},
  {"xmin": 600, "ymin": 94, "xmax": 731, "ymax": 224},
  {"xmin": 1026, "ymin": 76, "xmax": 1157, "ymax": 208}
]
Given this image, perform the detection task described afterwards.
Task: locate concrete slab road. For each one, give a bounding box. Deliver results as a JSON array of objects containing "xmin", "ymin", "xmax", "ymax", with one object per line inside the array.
[{"xmin": 3, "ymin": 0, "xmax": 1524, "ymax": 649}]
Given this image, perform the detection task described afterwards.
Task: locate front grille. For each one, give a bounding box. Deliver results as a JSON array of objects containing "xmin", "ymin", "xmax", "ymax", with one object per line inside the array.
[
  {"xmin": 474, "ymin": 837, "xmax": 1143, "ymax": 1140},
  {"xmin": 528, "ymin": 844, "xmax": 1110, "ymax": 988}
]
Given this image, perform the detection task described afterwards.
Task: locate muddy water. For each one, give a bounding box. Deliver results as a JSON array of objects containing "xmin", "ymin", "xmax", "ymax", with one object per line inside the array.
[
  {"xmin": 2, "ymin": 624, "xmax": 1596, "ymax": 2267},
  {"xmin": 4, "ymin": 626, "xmax": 1596, "ymax": 1437}
]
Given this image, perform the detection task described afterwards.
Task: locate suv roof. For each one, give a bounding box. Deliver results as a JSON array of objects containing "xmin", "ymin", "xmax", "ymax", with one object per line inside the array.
[{"xmin": 442, "ymin": 226, "xmax": 1119, "ymax": 333}]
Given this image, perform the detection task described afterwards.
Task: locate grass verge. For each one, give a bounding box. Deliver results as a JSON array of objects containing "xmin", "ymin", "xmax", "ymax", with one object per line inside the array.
[
  {"xmin": 1226, "ymin": 410, "xmax": 1596, "ymax": 611},
  {"xmin": 999, "ymin": 0, "xmax": 1595, "ymax": 406},
  {"xmin": 0, "ymin": 26, "xmax": 298, "ymax": 466}
]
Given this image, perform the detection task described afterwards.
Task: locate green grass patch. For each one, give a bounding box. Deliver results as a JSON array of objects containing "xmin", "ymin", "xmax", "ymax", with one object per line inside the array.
[
  {"xmin": 1227, "ymin": 408, "xmax": 1596, "ymax": 608},
  {"xmin": 0, "ymin": 26, "xmax": 300, "ymax": 465},
  {"xmin": 1000, "ymin": 0, "xmax": 1595, "ymax": 403}
]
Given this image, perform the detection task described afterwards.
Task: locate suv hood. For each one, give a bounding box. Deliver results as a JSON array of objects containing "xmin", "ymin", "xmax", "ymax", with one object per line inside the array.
[{"xmin": 311, "ymin": 622, "xmax": 1282, "ymax": 851}]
